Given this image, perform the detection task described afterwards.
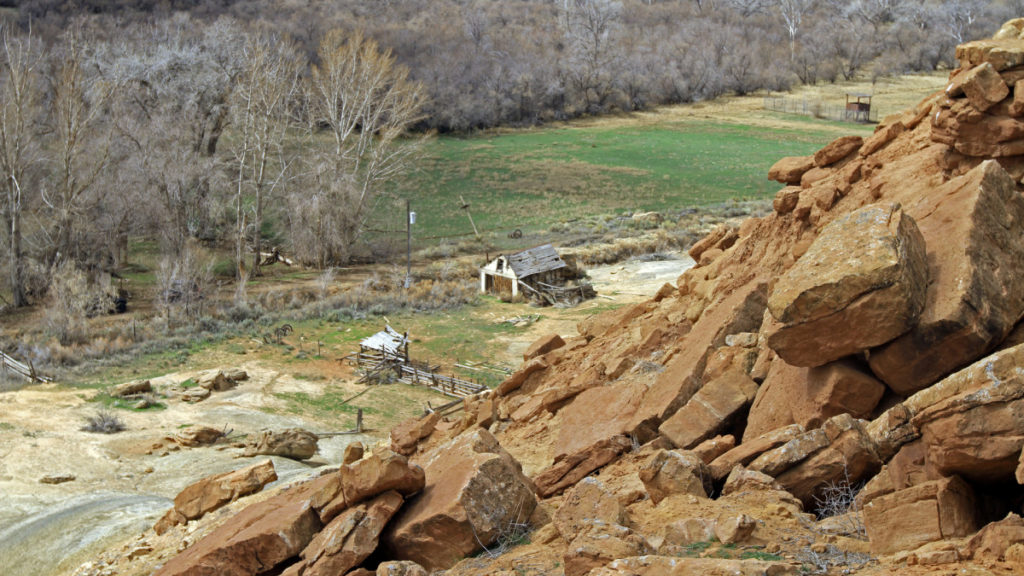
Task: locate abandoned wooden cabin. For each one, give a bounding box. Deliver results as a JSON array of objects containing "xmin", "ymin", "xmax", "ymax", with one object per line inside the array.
[
  {"xmin": 479, "ymin": 244, "xmax": 571, "ymax": 298},
  {"xmin": 356, "ymin": 325, "xmax": 409, "ymax": 366}
]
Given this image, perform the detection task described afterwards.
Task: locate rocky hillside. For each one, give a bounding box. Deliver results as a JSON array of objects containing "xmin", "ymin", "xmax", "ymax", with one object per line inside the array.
[{"xmin": 87, "ymin": 20, "xmax": 1024, "ymax": 576}]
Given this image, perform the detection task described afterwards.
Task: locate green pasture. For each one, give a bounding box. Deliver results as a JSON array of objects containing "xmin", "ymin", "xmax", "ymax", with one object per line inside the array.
[{"xmin": 390, "ymin": 117, "xmax": 870, "ymax": 243}]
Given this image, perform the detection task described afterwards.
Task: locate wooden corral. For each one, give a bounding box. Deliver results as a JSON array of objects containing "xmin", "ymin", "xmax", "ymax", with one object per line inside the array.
[{"xmin": 355, "ymin": 325, "xmax": 409, "ymax": 367}]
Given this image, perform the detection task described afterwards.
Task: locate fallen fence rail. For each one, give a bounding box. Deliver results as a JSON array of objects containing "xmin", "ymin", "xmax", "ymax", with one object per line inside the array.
[{"xmin": 1, "ymin": 350, "xmax": 50, "ymax": 383}]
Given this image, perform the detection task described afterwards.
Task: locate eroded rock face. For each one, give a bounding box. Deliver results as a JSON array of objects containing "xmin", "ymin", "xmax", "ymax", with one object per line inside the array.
[
  {"xmin": 869, "ymin": 161, "xmax": 1024, "ymax": 394},
  {"xmin": 390, "ymin": 412, "xmax": 440, "ymax": 456},
  {"xmin": 243, "ymin": 428, "xmax": 318, "ymax": 460},
  {"xmin": 766, "ymin": 203, "xmax": 928, "ymax": 367},
  {"xmin": 768, "ymin": 156, "xmax": 815, "ymax": 184},
  {"xmin": 382, "ymin": 429, "xmax": 537, "ymax": 572}
]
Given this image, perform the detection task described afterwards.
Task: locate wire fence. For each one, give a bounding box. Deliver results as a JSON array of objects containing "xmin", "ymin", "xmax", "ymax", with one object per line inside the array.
[{"xmin": 763, "ymin": 95, "xmax": 879, "ymax": 124}]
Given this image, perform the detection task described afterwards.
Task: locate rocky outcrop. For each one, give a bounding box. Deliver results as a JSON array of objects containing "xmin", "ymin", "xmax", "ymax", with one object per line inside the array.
[
  {"xmin": 243, "ymin": 428, "xmax": 318, "ymax": 460},
  {"xmin": 154, "ymin": 459, "xmax": 277, "ymax": 535},
  {"xmin": 869, "ymin": 160, "xmax": 1024, "ymax": 394},
  {"xmin": 383, "ymin": 430, "xmax": 537, "ymax": 571},
  {"xmin": 765, "ymin": 203, "xmax": 928, "ymax": 367},
  {"xmin": 658, "ymin": 370, "xmax": 758, "ymax": 450}
]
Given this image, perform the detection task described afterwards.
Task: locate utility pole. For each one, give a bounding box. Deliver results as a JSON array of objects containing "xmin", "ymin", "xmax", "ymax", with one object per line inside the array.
[{"xmin": 405, "ymin": 200, "xmax": 413, "ymax": 289}]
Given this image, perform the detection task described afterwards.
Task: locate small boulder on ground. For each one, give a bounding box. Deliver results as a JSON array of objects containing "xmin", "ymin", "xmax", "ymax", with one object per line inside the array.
[
  {"xmin": 639, "ymin": 449, "xmax": 713, "ymax": 503},
  {"xmin": 244, "ymin": 428, "xmax": 318, "ymax": 460},
  {"xmin": 111, "ymin": 379, "xmax": 152, "ymax": 397}
]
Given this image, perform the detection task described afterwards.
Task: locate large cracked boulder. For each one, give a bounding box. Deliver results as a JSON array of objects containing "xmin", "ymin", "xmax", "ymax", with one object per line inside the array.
[
  {"xmin": 285, "ymin": 491, "xmax": 404, "ymax": 576},
  {"xmin": 639, "ymin": 450, "xmax": 713, "ymax": 503},
  {"xmin": 243, "ymin": 428, "xmax": 318, "ymax": 460},
  {"xmin": 154, "ymin": 459, "xmax": 277, "ymax": 534},
  {"xmin": 154, "ymin": 480, "xmax": 324, "ymax": 576},
  {"xmin": 382, "ymin": 429, "xmax": 537, "ymax": 571},
  {"xmin": 765, "ymin": 203, "xmax": 928, "ymax": 367},
  {"xmin": 906, "ymin": 341, "xmax": 1024, "ymax": 483},
  {"xmin": 869, "ymin": 160, "xmax": 1024, "ymax": 394}
]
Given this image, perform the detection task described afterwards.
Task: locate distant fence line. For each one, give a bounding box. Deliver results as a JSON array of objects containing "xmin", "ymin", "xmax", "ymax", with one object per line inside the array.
[{"xmin": 763, "ymin": 95, "xmax": 879, "ymax": 124}]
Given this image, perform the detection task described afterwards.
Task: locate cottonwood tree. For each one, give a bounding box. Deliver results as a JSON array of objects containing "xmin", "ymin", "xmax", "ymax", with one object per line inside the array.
[
  {"xmin": 775, "ymin": 0, "xmax": 817, "ymax": 62},
  {"xmin": 92, "ymin": 15, "xmax": 246, "ymax": 255},
  {"xmin": 0, "ymin": 26, "xmax": 43, "ymax": 307},
  {"xmin": 229, "ymin": 33, "xmax": 301, "ymax": 280},
  {"xmin": 563, "ymin": 0, "xmax": 622, "ymax": 114},
  {"xmin": 45, "ymin": 31, "xmax": 112, "ymax": 267},
  {"xmin": 297, "ymin": 29, "xmax": 426, "ymax": 267}
]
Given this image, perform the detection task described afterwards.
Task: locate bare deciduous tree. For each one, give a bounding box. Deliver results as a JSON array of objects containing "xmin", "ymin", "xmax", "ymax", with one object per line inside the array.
[
  {"xmin": 297, "ymin": 29, "xmax": 427, "ymax": 267},
  {"xmin": 0, "ymin": 26, "xmax": 43, "ymax": 307},
  {"xmin": 230, "ymin": 32, "xmax": 301, "ymax": 279}
]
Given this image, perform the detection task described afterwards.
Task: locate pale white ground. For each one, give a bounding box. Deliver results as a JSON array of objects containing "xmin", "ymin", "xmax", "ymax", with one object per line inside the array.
[{"xmin": 0, "ymin": 255, "xmax": 691, "ymax": 576}]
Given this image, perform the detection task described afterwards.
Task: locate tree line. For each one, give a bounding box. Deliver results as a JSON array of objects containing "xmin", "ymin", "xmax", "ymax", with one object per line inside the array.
[{"xmin": 0, "ymin": 0, "xmax": 1014, "ymax": 313}]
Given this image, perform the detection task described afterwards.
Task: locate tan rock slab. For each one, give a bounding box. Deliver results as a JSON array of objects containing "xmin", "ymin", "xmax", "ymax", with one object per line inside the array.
[
  {"xmin": 813, "ymin": 135, "xmax": 863, "ymax": 167},
  {"xmin": 870, "ymin": 161, "xmax": 1024, "ymax": 394},
  {"xmin": 766, "ymin": 203, "xmax": 928, "ymax": 367},
  {"xmin": 639, "ymin": 450, "xmax": 713, "ymax": 503},
  {"xmin": 658, "ymin": 371, "xmax": 758, "ymax": 450},
  {"xmin": 768, "ymin": 156, "xmax": 815, "ymax": 184},
  {"xmin": 863, "ymin": 476, "xmax": 977, "ymax": 555}
]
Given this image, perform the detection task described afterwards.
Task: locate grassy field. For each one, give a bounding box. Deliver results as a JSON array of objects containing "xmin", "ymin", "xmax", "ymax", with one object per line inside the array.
[{"xmin": 389, "ymin": 114, "xmax": 873, "ymax": 245}]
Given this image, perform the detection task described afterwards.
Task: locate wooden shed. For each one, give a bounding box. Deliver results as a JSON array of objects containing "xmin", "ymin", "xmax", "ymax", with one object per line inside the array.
[
  {"xmin": 356, "ymin": 325, "xmax": 409, "ymax": 366},
  {"xmin": 479, "ymin": 244, "xmax": 570, "ymax": 298}
]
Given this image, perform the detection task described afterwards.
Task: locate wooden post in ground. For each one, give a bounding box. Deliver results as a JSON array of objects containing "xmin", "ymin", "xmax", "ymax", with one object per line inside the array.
[{"xmin": 356, "ymin": 409, "xmax": 363, "ymax": 433}]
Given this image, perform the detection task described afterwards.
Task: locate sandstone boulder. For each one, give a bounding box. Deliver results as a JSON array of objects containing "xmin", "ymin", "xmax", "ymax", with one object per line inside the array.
[
  {"xmin": 154, "ymin": 479, "xmax": 323, "ymax": 576},
  {"xmin": 767, "ymin": 156, "xmax": 815, "ymax": 185},
  {"xmin": 765, "ymin": 203, "xmax": 928, "ymax": 367},
  {"xmin": 523, "ymin": 333, "xmax": 565, "ymax": 360},
  {"xmin": 534, "ymin": 434, "xmax": 633, "ymax": 498},
  {"xmin": 958, "ymin": 62, "xmax": 1010, "ymax": 111},
  {"xmin": 390, "ymin": 412, "xmax": 440, "ymax": 456},
  {"xmin": 535, "ymin": 381, "xmax": 646, "ymax": 497},
  {"xmin": 343, "ymin": 441, "xmax": 365, "ymax": 465},
  {"xmin": 171, "ymin": 425, "xmax": 226, "ymax": 448},
  {"xmin": 750, "ymin": 414, "xmax": 881, "ymax": 506},
  {"xmin": 869, "ymin": 161, "xmax": 1024, "ymax": 394},
  {"xmin": 957, "ymin": 37, "xmax": 1024, "ymax": 71},
  {"xmin": 244, "ymin": 428, "xmax": 318, "ymax": 460},
  {"xmin": 553, "ymin": 476, "xmax": 624, "ymax": 541},
  {"xmin": 744, "ymin": 358, "xmax": 885, "ymax": 441},
  {"xmin": 291, "ymin": 491, "xmax": 404, "ymax": 576},
  {"xmin": 691, "ymin": 435, "xmax": 735, "ymax": 464},
  {"xmin": 906, "ymin": 341, "xmax": 1024, "ymax": 482},
  {"xmin": 111, "ymin": 379, "xmax": 151, "ymax": 397},
  {"xmin": 964, "ymin": 513, "xmax": 1024, "ymax": 562},
  {"xmin": 563, "ymin": 522, "xmax": 649, "ymax": 576},
  {"xmin": 721, "ymin": 466, "xmax": 785, "ymax": 496},
  {"xmin": 383, "ymin": 429, "xmax": 537, "ymax": 571},
  {"xmin": 630, "ymin": 280, "xmax": 767, "ymax": 437},
  {"xmin": 863, "ymin": 476, "xmax": 977, "ymax": 555},
  {"xmin": 313, "ymin": 450, "xmax": 424, "ymax": 524},
  {"xmin": 496, "ymin": 356, "xmax": 548, "ymax": 396},
  {"xmin": 709, "ymin": 424, "xmax": 804, "ymax": 481},
  {"xmin": 639, "ymin": 450, "xmax": 713, "ymax": 503},
  {"xmin": 813, "ymin": 135, "xmax": 863, "ymax": 167},
  {"xmin": 658, "ymin": 371, "xmax": 758, "ymax": 450},
  {"xmin": 181, "ymin": 387, "xmax": 211, "ymax": 403},
  {"xmin": 154, "ymin": 459, "xmax": 277, "ymax": 534},
  {"xmin": 197, "ymin": 370, "xmax": 236, "ymax": 392}
]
